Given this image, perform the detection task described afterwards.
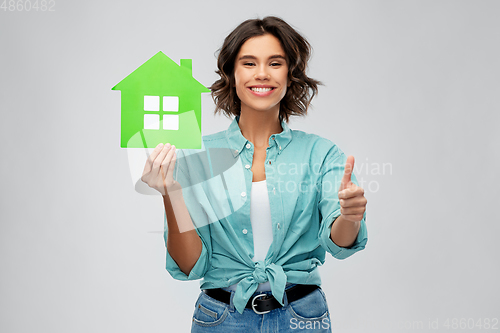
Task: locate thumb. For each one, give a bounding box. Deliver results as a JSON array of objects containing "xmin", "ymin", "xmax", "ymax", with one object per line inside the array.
[{"xmin": 340, "ymin": 155, "xmax": 355, "ymax": 191}]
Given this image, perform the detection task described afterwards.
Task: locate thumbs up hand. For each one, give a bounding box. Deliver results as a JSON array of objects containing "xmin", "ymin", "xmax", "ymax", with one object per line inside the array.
[{"xmin": 338, "ymin": 156, "xmax": 367, "ymax": 223}]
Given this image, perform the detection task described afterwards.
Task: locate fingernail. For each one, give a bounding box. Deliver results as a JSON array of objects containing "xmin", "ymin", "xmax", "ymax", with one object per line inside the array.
[
  {"xmin": 172, "ymin": 145, "xmax": 176, "ymax": 150},
  {"xmin": 156, "ymin": 143, "xmax": 163, "ymax": 148}
]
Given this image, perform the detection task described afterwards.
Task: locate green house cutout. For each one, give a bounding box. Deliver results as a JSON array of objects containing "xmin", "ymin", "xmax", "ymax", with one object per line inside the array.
[{"xmin": 112, "ymin": 51, "xmax": 210, "ymax": 149}]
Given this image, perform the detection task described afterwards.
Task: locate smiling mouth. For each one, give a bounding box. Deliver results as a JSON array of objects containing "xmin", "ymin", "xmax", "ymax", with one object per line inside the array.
[{"xmin": 250, "ymin": 87, "xmax": 274, "ymax": 92}]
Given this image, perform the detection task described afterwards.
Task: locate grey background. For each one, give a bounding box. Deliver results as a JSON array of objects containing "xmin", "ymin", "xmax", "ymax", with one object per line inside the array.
[{"xmin": 1, "ymin": 0, "xmax": 499, "ymax": 332}]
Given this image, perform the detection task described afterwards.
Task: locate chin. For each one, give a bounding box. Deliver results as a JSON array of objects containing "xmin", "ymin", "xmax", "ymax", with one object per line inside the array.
[{"xmin": 243, "ymin": 106, "xmax": 280, "ymax": 114}]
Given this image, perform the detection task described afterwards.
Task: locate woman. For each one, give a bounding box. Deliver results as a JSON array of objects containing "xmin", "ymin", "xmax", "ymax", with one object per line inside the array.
[{"xmin": 142, "ymin": 16, "xmax": 367, "ymax": 332}]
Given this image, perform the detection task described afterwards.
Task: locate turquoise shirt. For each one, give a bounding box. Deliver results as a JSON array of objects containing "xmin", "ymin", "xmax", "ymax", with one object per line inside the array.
[{"xmin": 164, "ymin": 116, "xmax": 368, "ymax": 314}]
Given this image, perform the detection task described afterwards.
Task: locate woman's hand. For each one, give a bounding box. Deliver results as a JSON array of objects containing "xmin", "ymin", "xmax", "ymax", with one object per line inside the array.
[
  {"xmin": 338, "ymin": 156, "xmax": 367, "ymax": 222},
  {"xmin": 141, "ymin": 143, "xmax": 182, "ymax": 196}
]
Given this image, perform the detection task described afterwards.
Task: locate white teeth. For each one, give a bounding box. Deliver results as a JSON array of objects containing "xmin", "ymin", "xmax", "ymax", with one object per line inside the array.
[{"xmin": 251, "ymin": 87, "xmax": 273, "ymax": 92}]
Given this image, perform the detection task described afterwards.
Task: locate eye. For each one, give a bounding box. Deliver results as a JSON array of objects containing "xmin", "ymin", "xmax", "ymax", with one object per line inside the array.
[
  {"xmin": 243, "ymin": 62, "xmax": 255, "ymax": 66},
  {"xmin": 270, "ymin": 62, "xmax": 283, "ymax": 67}
]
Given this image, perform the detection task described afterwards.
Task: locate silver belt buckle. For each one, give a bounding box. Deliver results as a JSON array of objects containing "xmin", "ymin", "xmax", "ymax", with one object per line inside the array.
[{"xmin": 251, "ymin": 293, "xmax": 271, "ymax": 315}]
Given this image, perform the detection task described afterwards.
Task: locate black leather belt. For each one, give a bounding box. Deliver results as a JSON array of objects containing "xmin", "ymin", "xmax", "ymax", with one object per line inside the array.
[{"xmin": 203, "ymin": 284, "xmax": 319, "ymax": 314}]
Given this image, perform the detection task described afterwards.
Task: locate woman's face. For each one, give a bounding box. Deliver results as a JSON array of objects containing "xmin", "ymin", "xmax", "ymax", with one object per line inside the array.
[{"xmin": 233, "ymin": 33, "xmax": 289, "ymax": 115}]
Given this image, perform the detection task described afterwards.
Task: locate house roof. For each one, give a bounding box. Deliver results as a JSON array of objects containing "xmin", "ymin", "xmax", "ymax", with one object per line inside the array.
[{"xmin": 112, "ymin": 51, "xmax": 210, "ymax": 94}]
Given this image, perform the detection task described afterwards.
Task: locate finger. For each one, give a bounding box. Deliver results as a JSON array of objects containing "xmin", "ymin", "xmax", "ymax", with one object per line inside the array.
[
  {"xmin": 340, "ymin": 155, "xmax": 355, "ymax": 191},
  {"xmin": 152, "ymin": 143, "xmax": 172, "ymax": 175},
  {"xmin": 161, "ymin": 145, "xmax": 176, "ymax": 181},
  {"xmin": 338, "ymin": 185, "xmax": 364, "ymax": 199},
  {"xmin": 340, "ymin": 206, "xmax": 366, "ymax": 216},
  {"xmin": 166, "ymin": 145, "xmax": 177, "ymax": 176},
  {"xmin": 142, "ymin": 143, "xmax": 164, "ymax": 176},
  {"xmin": 339, "ymin": 196, "xmax": 367, "ymax": 208}
]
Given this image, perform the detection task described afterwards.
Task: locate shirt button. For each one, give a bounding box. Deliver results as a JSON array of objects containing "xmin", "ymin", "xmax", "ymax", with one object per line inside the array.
[
  {"xmin": 272, "ymin": 137, "xmax": 275, "ymax": 140},
  {"xmin": 234, "ymin": 150, "xmax": 238, "ymax": 154},
  {"xmin": 242, "ymin": 229, "xmax": 248, "ymax": 234},
  {"xmin": 268, "ymin": 161, "xmax": 272, "ymax": 165},
  {"xmin": 246, "ymin": 143, "xmax": 251, "ymax": 149},
  {"xmin": 277, "ymin": 223, "xmax": 280, "ymax": 230},
  {"xmin": 241, "ymin": 192, "xmax": 246, "ymax": 197},
  {"xmin": 245, "ymin": 164, "xmax": 250, "ymax": 169},
  {"xmin": 279, "ymin": 146, "xmax": 282, "ymax": 150}
]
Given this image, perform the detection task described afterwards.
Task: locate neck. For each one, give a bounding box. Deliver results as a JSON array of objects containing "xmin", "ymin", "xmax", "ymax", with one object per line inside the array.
[{"xmin": 238, "ymin": 108, "xmax": 282, "ymax": 149}]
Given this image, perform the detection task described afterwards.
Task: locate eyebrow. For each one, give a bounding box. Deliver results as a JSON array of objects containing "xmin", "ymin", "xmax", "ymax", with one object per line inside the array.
[{"xmin": 238, "ymin": 54, "xmax": 287, "ymax": 61}]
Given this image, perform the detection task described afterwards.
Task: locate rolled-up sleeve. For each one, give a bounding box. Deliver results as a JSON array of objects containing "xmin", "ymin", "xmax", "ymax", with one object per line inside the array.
[
  {"xmin": 317, "ymin": 144, "xmax": 368, "ymax": 260},
  {"xmin": 164, "ymin": 218, "xmax": 212, "ymax": 280}
]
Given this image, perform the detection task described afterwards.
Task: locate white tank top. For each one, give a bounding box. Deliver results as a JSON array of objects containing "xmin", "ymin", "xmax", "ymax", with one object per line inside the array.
[
  {"xmin": 249, "ymin": 180, "xmax": 274, "ymax": 263},
  {"xmin": 224, "ymin": 180, "xmax": 275, "ymax": 292}
]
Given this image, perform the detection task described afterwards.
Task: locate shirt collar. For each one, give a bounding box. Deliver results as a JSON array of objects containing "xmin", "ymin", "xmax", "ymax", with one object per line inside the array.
[{"xmin": 226, "ymin": 115, "xmax": 293, "ymax": 157}]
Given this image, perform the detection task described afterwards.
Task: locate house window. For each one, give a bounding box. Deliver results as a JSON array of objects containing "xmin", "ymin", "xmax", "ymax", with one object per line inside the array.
[
  {"xmin": 163, "ymin": 96, "xmax": 179, "ymax": 111},
  {"xmin": 144, "ymin": 96, "xmax": 160, "ymax": 111},
  {"xmin": 143, "ymin": 95, "xmax": 179, "ymax": 130},
  {"xmin": 144, "ymin": 114, "xmax": 160, "ymax": 130},
  {"xmin": 163, "ymin": 115, "xmax": 179, "ymax": 130}
]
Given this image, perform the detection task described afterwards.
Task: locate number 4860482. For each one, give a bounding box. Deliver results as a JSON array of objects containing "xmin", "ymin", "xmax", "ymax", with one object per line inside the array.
[{"xmin": 1, "ymin": 0, "xmax": 56, "ymax": 11}]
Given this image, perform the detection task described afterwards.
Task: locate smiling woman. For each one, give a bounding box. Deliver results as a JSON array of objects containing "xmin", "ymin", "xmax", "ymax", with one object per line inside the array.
[
  {"xmin": 141, "ymin": 16, "xmax": 368, "ymax": 333},
  {"xmin": 233, "ymin": 34, "xmax": 289, "ymax": 116},
  {"xmin": 210, "ymin": 17, "xmax": 321, "ymax": 122}
]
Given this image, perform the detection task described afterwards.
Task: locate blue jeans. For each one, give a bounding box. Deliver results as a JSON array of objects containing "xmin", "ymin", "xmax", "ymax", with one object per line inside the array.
[{"xmin": 191, "ymin": 285, "xmax": 332, "ymax": 332}]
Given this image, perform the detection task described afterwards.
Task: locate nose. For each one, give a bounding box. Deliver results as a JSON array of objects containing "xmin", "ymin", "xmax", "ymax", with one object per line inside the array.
[{"xmin": 254, "ymin": 65, "xmax": 270, "ymax": 80}]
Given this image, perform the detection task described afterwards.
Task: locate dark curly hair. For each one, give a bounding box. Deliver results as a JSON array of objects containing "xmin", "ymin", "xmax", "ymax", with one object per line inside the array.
[{"xmin": 210, "ymin": 16, "xmax": 321, "ymax": 122}]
